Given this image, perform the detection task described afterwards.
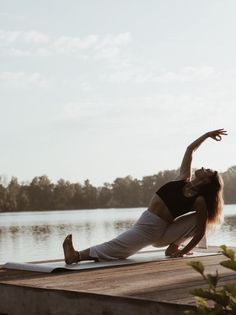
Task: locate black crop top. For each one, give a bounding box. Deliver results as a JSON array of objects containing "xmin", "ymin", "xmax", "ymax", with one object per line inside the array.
[{"xmin": 156, "ymin": 180, "xmax": 198, "ymax": 218}]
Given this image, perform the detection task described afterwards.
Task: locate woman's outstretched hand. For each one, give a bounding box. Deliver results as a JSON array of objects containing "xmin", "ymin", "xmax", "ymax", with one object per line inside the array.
[{"xmin": 207, "ymin": 129, "xmax": 227, "ymax": 141}]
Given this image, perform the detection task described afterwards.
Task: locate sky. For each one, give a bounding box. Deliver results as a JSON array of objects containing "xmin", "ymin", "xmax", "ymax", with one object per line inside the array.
[{"xmin": 0, "ymin": 0, "xmax": 235, "ymax": 186}]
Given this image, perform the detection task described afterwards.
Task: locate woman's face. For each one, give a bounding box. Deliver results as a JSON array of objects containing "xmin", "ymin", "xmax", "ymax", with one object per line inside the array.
[{"xmin": 195, "ymin": 167, "xmax": 215, "ymax": 181}]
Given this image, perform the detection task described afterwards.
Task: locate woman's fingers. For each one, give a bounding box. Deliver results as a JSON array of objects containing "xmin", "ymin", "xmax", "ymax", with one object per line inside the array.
[
  {"xmin": 170, "ymin": 251, "xmax": 183, "ymax": 258},
  {"xmin": 218, "ymin": 129, "xmax": 228, "ymax": 136},
  {"xmin": 209, "ymin": 129, "xmax": 227, "ymax": 141},
  {"xmin": 214, "ymin": 134, "xmax": 222, "ymax": 141}
]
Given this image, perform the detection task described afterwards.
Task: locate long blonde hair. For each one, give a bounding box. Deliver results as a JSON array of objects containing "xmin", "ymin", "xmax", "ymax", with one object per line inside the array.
[{"xmin": 198, "ymin": 172, "xmax": 224, "ymax": 225}]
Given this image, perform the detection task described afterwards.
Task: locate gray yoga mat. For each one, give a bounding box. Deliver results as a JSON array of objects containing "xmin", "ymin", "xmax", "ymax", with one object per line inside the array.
[{"xmin": 2, "ymin": 250, "xmax": 219, "ymax": 273}]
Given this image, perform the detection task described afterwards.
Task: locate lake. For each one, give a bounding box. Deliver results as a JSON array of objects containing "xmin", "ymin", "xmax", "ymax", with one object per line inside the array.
[{"xmin": 0, "ymin": 205, "xmax": 235, "ymax": 264}]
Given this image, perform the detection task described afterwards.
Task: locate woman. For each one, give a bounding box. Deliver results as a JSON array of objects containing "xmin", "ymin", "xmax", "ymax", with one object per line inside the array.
[{"xmin": 63, "ymin": 128, "xmax": 227, "ymax": 264}]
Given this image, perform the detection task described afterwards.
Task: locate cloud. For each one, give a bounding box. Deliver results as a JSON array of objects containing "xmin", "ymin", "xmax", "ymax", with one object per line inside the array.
[
  {"xmin": 51, "ymin": 35, "xmax": 99, "ymax": 54},
  {"xmin": 57, "ymin": 89, "xmax": 236, "ymax": 135},
  {"xmin": 0, "ymin": 30, "xmax": 132, "ymax": 64},
  {"xmin": 155, "ymin": 66, "xmax": 218, "ymax": 82},
  {"xmin": 56, "ymin": 94, "xmax": 185, "ymax": 132},
  {"xmin": 0, "ymin": 30, "xmax": 50, "ymax": 44},
  {"xmin": 101, "ymin": 66, "xmax": 219, "ymax": 84},
  {"xmin": 56, "ymin": 100, "xmax": 110, "ymax": 125},
  {"xmin": 0, "ymin": 72, "xmax": 49, "ymax": 89},
  {"xmin": 59, "ymin": 101, "xmax": 97, "ymax": 121}
]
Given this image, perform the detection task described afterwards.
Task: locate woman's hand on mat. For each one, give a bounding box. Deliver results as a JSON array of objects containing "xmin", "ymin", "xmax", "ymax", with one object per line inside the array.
[
  {"xmin": 207, "ymin": 128, "xmax": 227, "ymax": 141},
  {"xmin": 170, "ymin": 249, "xmax": 194, "ymax": 257},
  {"xmin": 170, "ymin": 250, "xmax": 184, "ymax": 258}
]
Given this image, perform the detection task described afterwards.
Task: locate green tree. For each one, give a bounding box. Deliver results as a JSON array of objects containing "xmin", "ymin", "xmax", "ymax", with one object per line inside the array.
[
  {"xmin": 70, "ymin": 182, "xmax": 84, "ymax": 209},
  {"xmin": 112, "ymin": 176, "xmax": 141, "ymax": 207},
  {"xmin": 0, "ymin": 164, "xmax": 235, "ymax": 211},
  {"xmin": 28, "ymin": 176, "xmax": 54, "ymax": 210},
  {"xmin": 97, "ymin": 182, "xmax": 112, "ymax": 208},
  {"xmin": 82, "ymin": 180, "xmax": 97, "ymax": 208},
  {"xmin": 0, "ymin": 183, "xmax": 6, "ymax": 212},
  {"xmin": 53, "ymin": 179, "xmax": 74, "ymax": 210},
  {"xmin": 17, "ymin": 185, "xmax": 30, "ymax": 211},
  {"xmin": 5, "ymin": 177, "xmax": 20, "ymax": 211}
]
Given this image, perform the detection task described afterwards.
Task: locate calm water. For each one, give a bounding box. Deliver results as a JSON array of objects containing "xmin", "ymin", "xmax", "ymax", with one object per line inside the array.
[{"xmin": 0, "ymin": 205, "xmax": 235, "ymax": 264}]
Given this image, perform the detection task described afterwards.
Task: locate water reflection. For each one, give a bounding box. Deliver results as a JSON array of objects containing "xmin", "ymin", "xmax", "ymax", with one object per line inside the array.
[
  {"xmin": 114, "ymin": 220, "xmax": 134, "ymax": 229},
  {"xmin": 0, "ymin": 206, "xmax": 235, "ymax": 264},
  {"xmin": 224, "ymin": 216, "xmax": 236, "ymax": 230}
]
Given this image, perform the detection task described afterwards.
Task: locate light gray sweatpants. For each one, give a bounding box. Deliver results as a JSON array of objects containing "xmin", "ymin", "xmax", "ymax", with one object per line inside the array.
[{"xmin": 89, "ymin": 210, "xmax": 204, "ymax": 261}]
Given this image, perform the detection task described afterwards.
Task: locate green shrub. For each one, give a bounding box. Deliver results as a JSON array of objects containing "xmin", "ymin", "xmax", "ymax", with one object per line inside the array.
[{"xmin": 186, "ymin": 245, "xmax": 236, "ymax": 315}]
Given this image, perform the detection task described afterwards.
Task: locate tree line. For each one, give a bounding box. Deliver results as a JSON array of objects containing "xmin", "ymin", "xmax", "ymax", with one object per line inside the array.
[{"xmin": 0, "ymin": 166, "xmax": 236, "ymax": 212}]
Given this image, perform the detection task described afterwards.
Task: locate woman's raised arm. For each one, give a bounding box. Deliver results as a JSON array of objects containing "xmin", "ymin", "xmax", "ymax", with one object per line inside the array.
[{"xmin": 177, "ymin": 129, "xmax": 227, "ymax": 181}]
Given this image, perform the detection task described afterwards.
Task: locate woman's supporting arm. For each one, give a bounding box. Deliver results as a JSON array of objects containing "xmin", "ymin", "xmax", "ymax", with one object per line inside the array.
[{"xmin": 171, "ymin": 197, "xmax": 208, "ymax": 257}]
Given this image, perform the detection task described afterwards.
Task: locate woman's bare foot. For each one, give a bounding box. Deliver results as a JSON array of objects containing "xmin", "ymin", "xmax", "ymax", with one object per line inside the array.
[{"xmin": 63, "ymin": 234, "xmax": 80, "ymax": 265}]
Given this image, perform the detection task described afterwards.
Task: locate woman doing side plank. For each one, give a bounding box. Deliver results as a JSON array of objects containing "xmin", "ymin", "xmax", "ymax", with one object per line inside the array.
[{"xmin": 63, "ymin": 129, "xmax": 227, "ymax": 263}]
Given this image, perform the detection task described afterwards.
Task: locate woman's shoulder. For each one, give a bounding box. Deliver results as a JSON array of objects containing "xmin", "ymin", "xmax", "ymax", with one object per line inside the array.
[
  {"xmin": 175, "ymin": 174, "xmax": 191, "ymax": 181},
  {"xmin": 169, "ymin": 178, "xmax": 188, "ymax": 184},
  {"xmin": 159, "ymin": 179, "xmax": 187, "ymax": 190}
]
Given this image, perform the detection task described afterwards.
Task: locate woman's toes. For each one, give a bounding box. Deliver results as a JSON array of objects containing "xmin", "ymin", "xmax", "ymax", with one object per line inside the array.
[{"xmin": 66, "ymin": 234, "xmax": 72, "ymax": 241}]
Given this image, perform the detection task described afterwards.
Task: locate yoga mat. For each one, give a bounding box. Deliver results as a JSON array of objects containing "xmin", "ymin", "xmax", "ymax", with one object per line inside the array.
[{"xmin": 2, "ymin": 250, "xmax": 219, "ymax": 273}]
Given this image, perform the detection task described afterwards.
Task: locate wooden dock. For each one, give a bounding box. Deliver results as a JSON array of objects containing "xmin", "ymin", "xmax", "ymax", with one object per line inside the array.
[{"xmin": 0, "ymin": 247, "xmax": 236, "ymax": 315}]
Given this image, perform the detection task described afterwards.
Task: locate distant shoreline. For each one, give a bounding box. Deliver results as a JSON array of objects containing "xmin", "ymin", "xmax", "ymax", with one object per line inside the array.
[
  {"xmin": 1, "ymin": 168, "xmax": 235, "ymax": 212},
  {"xmin": 0, "ymin": 203, "xmax": 235, "ymax": 214}
]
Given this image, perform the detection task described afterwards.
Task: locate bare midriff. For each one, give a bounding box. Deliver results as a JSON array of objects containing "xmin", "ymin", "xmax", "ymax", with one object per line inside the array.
[{"xmin": 148, "ymin": 194, "xmax": 174, "ymax": 223}]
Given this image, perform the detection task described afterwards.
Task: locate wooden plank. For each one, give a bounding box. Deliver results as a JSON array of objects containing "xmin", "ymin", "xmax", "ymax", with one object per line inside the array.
[{"xmin": 1, "ymin": 251, "xmax": 235, "ymax": 306}]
